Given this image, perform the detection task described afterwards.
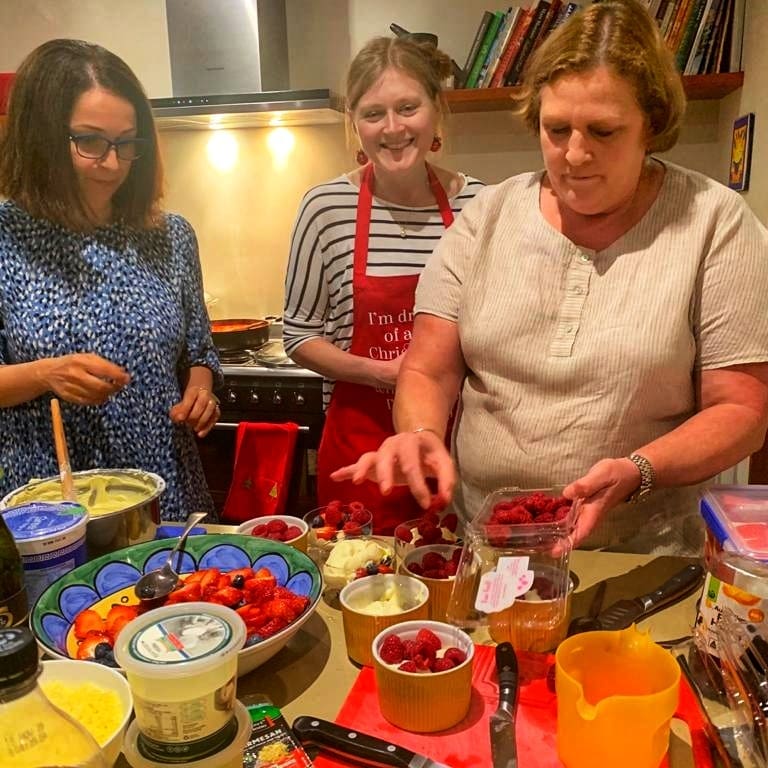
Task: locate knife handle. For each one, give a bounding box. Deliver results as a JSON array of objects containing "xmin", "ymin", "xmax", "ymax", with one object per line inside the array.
[
  {"xmin": 637, "ymin": 564, "xmax": 704, "ymax": 612},
  {"xmin": 292, "ymin": 716, "xmax": 415, "ymax": 768},
  {"xmin": 496, "ymin": 642, "xmax": 519, "ymax": 706}
]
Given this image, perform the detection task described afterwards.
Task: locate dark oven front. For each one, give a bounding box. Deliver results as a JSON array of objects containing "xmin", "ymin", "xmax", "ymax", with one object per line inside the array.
[{"xmin": 197, "ymin": 373, "xmax": 324, "ymax": 519}]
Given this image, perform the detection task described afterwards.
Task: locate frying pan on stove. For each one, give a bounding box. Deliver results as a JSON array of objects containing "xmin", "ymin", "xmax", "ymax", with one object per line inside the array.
[{"xmin": 211, "ymin": 318, "xmax": 270, "ymax": 352}]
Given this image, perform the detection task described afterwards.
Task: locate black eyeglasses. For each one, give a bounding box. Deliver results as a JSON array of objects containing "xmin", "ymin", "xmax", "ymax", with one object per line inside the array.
[{"xmin": 69, "ymin": 133, "xmax": 148, "ymax": 161}]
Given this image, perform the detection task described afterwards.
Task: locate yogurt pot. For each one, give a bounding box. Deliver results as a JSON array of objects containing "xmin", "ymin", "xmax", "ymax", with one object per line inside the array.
[
  {"xmin": 2, "ymin": 502, "xmax": 88, "ymax": 605},
  {"xmin": 113, "ymin": 602, "xmax": 246, "ymax": 762},
  {"xmin": 123, "ymin": 700, "xmax": 251, "ymax": 768}
]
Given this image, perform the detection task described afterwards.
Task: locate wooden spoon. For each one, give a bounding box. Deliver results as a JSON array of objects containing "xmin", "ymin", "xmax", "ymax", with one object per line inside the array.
[{"xmin": 50, "ymin": 398, "xmax": 76, "ymax": 502}]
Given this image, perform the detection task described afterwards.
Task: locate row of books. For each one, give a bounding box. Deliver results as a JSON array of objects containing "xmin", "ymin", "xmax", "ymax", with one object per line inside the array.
[{"xmin": 457, "ymin": 0, "xmax": 745, "ymax": 90}]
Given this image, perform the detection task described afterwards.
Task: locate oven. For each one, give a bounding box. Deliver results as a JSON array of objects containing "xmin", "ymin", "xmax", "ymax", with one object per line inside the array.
[{"xmin": 196, "ymin": 339, "xmax": 324, "ymax": 519}]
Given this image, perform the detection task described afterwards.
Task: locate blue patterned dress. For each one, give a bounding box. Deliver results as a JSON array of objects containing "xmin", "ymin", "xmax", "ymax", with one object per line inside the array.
[{"xmin": 0, "ymin": 202, "xmax": 221, "ymax": 521}]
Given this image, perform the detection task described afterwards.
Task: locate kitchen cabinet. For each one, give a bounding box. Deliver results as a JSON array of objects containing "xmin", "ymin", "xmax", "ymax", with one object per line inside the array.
[{"xmin": 445, "ymin": 72, "xmax": 745, "ymax": 113}]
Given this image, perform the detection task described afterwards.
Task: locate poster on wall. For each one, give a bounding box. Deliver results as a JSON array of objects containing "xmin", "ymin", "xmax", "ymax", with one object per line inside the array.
[{"xmin": 728, "ymin": 112, "xmax": 755, "ymax": 192}]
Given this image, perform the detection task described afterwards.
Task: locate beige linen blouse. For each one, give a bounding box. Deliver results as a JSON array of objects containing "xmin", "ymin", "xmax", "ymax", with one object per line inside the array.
[{"xmin": 415, "ymin": 161, "xmax": 768, "ymax": 554}]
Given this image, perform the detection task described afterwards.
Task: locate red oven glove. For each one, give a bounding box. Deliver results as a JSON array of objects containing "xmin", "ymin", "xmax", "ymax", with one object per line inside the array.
[{"xmin": 221, "ymin": 421, "xmax": 300, "ymax": 523}]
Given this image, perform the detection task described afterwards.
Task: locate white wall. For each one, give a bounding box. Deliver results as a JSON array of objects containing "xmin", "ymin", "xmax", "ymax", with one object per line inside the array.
[{"xmin": 0, "ymin": 0, "xmax": 171, "ymax": 97}]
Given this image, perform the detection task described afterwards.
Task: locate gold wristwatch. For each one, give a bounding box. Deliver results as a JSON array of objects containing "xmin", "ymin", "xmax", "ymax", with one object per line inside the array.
[{"xmin": 626, "ymin": 453, "xmax": 655, "ymax": 504}]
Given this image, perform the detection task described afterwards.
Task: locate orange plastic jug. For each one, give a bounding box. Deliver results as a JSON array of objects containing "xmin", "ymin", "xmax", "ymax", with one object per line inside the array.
[{"xmin": 555, "ymin": 625, "xmax": 680, "ymax": 768}]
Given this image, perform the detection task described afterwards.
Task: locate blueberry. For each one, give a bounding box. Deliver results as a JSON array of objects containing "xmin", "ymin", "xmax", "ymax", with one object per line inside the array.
[
  {"xmin": 94, "ymin": 642, "xmax": 113, "ymax": 660},
  {"xmin": 311, "ymin": 516, "xmax": 324, "ymax": 528},
  {"xmin": 381, "ymin": 556, "xmax": 392, "ymax": 567},
  {"xmin": 366, "ymin": 562, "xmax": 379, "ymax": 576},
  {"xmin": 232, "ymin": 574, "xmax": 245, "ymax": 589}
]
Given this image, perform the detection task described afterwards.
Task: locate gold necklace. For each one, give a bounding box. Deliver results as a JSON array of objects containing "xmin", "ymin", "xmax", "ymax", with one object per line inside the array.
[{"xmin": 387, "ymin": 208, "xmax": 409, "ymax": 238}]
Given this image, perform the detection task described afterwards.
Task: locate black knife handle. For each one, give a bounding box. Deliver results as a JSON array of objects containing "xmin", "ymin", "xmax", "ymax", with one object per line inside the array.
[
  {"xmin": 496, "ymin": 642, "xmax": 519, "ymax": 706},
  {"xmin": 293, "ymin": 716, "xmax": 415, "ymax": 767},
  {"xmin": 638, "ymin": 564, "xmax": 704, "ymax": 612}
]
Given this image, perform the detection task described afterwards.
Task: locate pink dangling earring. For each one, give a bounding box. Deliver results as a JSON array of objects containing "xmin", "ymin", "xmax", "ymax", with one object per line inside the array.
[
  {"xmin": 430, "ymin": 135, "xmax": 443, "ymax": 152},
  {"xmin": 356, "ymin": 149, "xmax": 368, "ymax": 165}
]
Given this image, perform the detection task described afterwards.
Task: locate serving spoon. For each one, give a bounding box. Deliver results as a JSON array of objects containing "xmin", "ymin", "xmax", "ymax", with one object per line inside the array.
[{"xmin": 134, "ymin": 512, "xmax": 207, "ymax": 602}]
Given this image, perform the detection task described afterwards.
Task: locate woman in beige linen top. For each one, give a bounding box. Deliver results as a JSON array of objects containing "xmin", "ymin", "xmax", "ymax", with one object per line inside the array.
[{"xmin": 332, "ymin": 0, "xmax": 768, "ymax": 555}]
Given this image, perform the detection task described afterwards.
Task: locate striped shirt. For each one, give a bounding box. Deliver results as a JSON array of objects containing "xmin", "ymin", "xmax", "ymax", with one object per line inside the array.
[
  {"xmin": 416, "ymin": 160, "xmax": 768, "ymax": 555},
  {"xmin": 283, "ymin": 173, "xmax": 484, "ymax": 407}
]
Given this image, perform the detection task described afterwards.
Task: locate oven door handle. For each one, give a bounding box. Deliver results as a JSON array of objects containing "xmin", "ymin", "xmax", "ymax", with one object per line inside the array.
[{"xmin": 214, "ymin": 422, "xmax": 310, "ymax": 432}]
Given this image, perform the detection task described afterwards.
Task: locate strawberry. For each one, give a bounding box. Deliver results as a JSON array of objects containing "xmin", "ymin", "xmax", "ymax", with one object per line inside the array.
[
  {"xmin": 73, "ymin": 609, "xmax": 106, "ymax": 640},
  {"xmin": 76, "ymin": 633, "xmax": 111, "ymax": 660},
  {"xmin": 105, "ymin": 604, "xmax": 139, "ymax": 642},
  {"xmin": 208, "ymin": 586, "xmax": 243, "ymax": 607},
  {"xmin": 166, "ymin": 580, "xmax": 202, "ymax": 603}
]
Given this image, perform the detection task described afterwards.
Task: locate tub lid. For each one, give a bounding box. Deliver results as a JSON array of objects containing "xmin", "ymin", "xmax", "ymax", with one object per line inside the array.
[
  {"xmin": 2, "ymin": 502, "xmax": 87, "ymax": 539},
  {"xmin": 700, "ymin": 485, "xmax": 768, "ymax": 561}
]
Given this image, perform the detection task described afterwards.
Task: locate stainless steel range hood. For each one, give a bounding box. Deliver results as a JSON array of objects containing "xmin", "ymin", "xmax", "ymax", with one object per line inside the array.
[{"xmin": 151, "ymin": 0, "xmax": 343, "ymax": 130}]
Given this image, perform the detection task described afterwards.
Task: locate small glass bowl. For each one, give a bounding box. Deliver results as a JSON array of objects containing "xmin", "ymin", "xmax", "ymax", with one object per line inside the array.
[
  {"xmin": 303, "ymin": 503, "xmax": 373, "ymax": 569},
  {"xmin": 393, "ymin": 512, "xmax": 462, "ymax": 564}
]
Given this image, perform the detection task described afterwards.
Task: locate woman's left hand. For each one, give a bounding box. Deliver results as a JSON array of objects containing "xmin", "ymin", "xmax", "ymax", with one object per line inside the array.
[
  {"xmin": 563, "ymin": 457, "xmax": 641, "ymax": 545},
  {"xmin": 169, "ymin": 385, "xmax": 220, "ymax": 437}
]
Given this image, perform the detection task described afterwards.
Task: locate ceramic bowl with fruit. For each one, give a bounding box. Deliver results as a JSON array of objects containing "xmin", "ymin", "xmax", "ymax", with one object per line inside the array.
[
  {"xmin": 236, "ymin": 515, "xmax": 309, "ymax": 552},
  {"xmin": 402, "ymin": 544, "xmax": 462, "ymax": 621},
  {"xmin": 372, "ymin": 619, "xmax": 474, "ymax": 732},
  {"xmin": 393, "ymin": 509, "xmax": 462, "ymax": 564},
  {"xmin": 339, "ymin": 574, "xmax": 429, "ymax": 666},
  {"xmin": 31, "ymin": 534, "xmax": 322, "ymax": 677}
]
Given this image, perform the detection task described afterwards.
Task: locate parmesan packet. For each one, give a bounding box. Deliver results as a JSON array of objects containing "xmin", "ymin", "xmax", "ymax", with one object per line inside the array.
[{"xmin": 242, "ymin": 695, "xmax": 313, "ymax": 767}]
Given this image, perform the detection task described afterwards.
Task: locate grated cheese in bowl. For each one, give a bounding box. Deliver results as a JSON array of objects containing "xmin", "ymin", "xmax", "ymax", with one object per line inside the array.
[{"xmin": 41, "ymin": 680, "xmax": 123, "ymax": 746}]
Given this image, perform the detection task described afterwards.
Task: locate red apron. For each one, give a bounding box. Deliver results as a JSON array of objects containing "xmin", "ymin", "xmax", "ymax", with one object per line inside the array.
[{"xmin": 317, "ymin": 163, "xmax": 454, "ymax": 534}]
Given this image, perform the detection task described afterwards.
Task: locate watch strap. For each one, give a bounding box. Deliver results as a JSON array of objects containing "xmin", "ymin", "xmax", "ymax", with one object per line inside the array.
[{"xmin": 626, "ymin": 453, "xmax": 655, "ymax": 504}]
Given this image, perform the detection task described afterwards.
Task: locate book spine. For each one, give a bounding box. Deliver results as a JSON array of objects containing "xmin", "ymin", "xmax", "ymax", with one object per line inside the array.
[
  {"xmin": 504, "ymin": 1, "xmax": 551, "ymax": 86},
  {"xmin": 465, "ymin": 10, "xmax": 506, "ymax": 89},
  {"xmin": 490, "ymin": 8, "xmax": 534, "ymax": 88},
  {"xmin": 556, "ymin": 2, "xmax": 581, "ymax": 27},
  {"xmin": 533, "ymin": 0, "xmax": 563, "ymax": 53},
  {"xmin": 479, "ymin": 9, "xmax": 519, "ymax": 88},
  {"xmin": 696, "ymin": 0, "xmax": 725, "ymax": 73},
  {"xmin": 661, "ymin": 0, "xmax": 682, "ymax": 36},
  {"xmin": 458, "ymin": 10, "xmax": 494, "ymax": 89},
  {"xmin": 714, "ymin": 0, "xmax": 734, "ymax": 72},
  {"xmin": 728, "ymin": 0, "xmax": 745, "ymax": 72},
  {"xmin": 675, "ymin": 0, "xmax": 708, "ymax": 70},
  {"xmin": 667, "ymin": 0, "xmax": 694, "ymax": 52},
  {"xmin": 683, "ymin": 0, "xmax": 716, "ymax": 73}
]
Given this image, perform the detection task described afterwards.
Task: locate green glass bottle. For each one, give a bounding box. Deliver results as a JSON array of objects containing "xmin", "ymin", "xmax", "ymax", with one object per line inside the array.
[{"xmin": 0, "ymin": 513, "xmax": 27, "ymax": 627}]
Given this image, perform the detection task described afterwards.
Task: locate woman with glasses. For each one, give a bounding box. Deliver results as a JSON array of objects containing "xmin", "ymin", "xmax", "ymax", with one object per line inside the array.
[{"xmin": 0, "ymin": 39, "xmax": 220, "ymax": 521}]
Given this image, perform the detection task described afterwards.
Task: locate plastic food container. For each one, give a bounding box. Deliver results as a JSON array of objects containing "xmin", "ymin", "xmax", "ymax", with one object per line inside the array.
[
  {"xmin": 447, "ymin": 487, "xmax": 579, "ymax": 650},
  {"xmin": 123, "ymin": 700, "xmax": 251, "ymax": 768},
  {"xmin": 114, "ymin": 602, "xmax": 246, "ymax": 762},
  {"xmin": 697, "ymin": 485, "xmax": 768, "ymax": 657},
  {"xmin": 2, "ymin": 502, "xmax": 88, "ymax": 605}
]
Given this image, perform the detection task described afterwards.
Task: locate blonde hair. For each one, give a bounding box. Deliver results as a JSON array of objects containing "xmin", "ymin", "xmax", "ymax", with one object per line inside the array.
[{"xmin": 518, "ymin": 0, "xmax": 686, "ymax": 153}]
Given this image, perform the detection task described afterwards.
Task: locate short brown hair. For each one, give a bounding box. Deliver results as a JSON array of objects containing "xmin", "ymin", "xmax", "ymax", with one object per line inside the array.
[
  {"xmin": 518, "ymin": 0, "xmax": 686, "ymax": 153},
  {"xmin": 0, "ymin": 39, "xmax": 163, "ymax": 230},
  {"xmin": 346, "ymin": 36, "xmax": 452, "ymax": 134}
]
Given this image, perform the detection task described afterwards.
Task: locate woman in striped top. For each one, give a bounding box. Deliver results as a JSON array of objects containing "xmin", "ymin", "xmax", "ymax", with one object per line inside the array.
[
  {"xmin": 283, "ymin": 36, "xmax": 483, "ymax": 534},
  {"xmin": 333, "ymin": 1, "xmax": 768, "ymax": 555}
]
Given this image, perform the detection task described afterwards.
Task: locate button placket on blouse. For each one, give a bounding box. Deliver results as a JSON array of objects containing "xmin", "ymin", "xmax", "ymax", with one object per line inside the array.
[{"xmin": 548, "ymin": 248, "xmax": 594, "ymax": 357}]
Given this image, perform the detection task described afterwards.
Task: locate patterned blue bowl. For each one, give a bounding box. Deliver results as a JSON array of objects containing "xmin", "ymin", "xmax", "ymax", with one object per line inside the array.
[{"xmin": 31, "ymin": 533, "xmax": 322, "ymax": 676}]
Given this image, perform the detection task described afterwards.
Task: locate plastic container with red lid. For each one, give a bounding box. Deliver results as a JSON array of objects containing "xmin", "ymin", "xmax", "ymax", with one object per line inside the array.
[{"xmin": 699, "ymin": 484, "xmax": 768, "ymax": 560}]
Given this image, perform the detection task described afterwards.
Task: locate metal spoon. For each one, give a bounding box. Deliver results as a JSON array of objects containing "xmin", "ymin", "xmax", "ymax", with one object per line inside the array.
[{"xmin": 134, "ymin": 512, "xmax": 207, "ymax": 602}]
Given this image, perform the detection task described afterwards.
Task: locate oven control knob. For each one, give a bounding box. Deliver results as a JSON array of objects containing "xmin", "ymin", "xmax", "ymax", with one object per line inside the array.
[
  {"xmin": 225, "ymin": 388, "xmax": 237, "ymax": 404},
  {"xmin": 249, "ymin": 390, "xmax": 260, "ymax": 404},
  {"xmin": 294, "ymin": 393, "xmax": 305, "ymax": 406},
  {"xmin": 272, "ymin": 392, "xmax": 283, "ymax": 406}
]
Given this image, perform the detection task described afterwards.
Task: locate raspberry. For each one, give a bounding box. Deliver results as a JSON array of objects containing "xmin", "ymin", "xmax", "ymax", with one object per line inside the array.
[
  {"xmin": 444, "ymin": 561, "xmax": 458, "ymax": 577},
  {"xmin": 342, "ymin": 521, "xmax": 362, "ymax": 535},
  {"xmin": 534, "ymin": 511, "xmax": 555, "ymax": 523},
  {"xmin": 324, "ymin": 506, "xmax": 343, "ymax": 527},
  {"xmin": 283, "ymin": 525, "xmax": 302, "ymax": 540},
  {"xmin": 406, "ymin": 562, "xmax": 424, "ymax": 575},
  {"xmin": 451, "ymin": 548, "xmax": 462, "ymax": 565},
  {"xmin": 441, "ymin": 512, "xmax": 458, "ymax": 532},
  {"xmin": 379, "ymin": 634, "xmax": 405, "ymax": 664},
  {"xmin": 420, "ymin": 524, "xmax": 442, "ymax": 544},
  {"xmin": 553, "ymin": 503, "xmax": 572, "ymax": 521},
  {"xmin": 350, "ymin": 508, "xmax": 369, "ymax": 524},
  {"xmin": 398, "ymin": 660, "xmax": 419, "ymax": 673},
  {"xmin": 432, "ymin": 657, "xmax": 456, "ymax": 672},
  {"xmin": 251, "ymin": 523, "xmax": 268, "ymax": 536},
  {"xmin": 421, "ymin": 551, "xmax": 448, "ymax": 571},
  {"xmin": 394, "ymin": 524, "xmax": 413, "ymax": 543},
  {"xmin": 402, "ymin": 639, "xmax": 419, "ymax": 660},
  {"xmin": 423, "ymin": 568, "xmax": 446, "ymax": 579},
  {"xmin": 348, "ymin": 501, "xmax": 365, "ymax": 515},
  {"xmin": 266, "ymin": 519, "xmax": 287, "ymax": 533},
  {"xmin": 443, "ymin": 647, "xmax": 467, "ymax": 665},
  {"xmin": 415, "ymin": 628, "xmax": 442, "ymax": 653}
]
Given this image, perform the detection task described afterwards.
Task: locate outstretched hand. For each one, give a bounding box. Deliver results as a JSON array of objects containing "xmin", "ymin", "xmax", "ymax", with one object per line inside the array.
[
  {"xmin": 170, "ymin": 385, "xmax": 220, "ymax": 437},
  {"xmin": 45, "ymin": 353, "xmax": 130, "ymax": 405},
  {"xmin": 330, "ymin": 429, "xmax": 456, "ymax": 510},
  {"xmin": 563, "ymin": 457, "xmax": 642, "ymax": 545}
]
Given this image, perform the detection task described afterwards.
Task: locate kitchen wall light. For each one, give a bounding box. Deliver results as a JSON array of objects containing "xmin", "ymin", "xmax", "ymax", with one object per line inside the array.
[
  {"xmin": 267, "ymin": 127, "xmax": 295, "ymax": 170},
  {"xmin": 206, "ymin": 131, "xmax": 239, "ymax": 172}
]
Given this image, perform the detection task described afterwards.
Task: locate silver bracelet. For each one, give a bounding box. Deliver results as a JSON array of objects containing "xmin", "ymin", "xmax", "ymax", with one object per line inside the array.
[{"xmin": 412, "ymin": 427, "xmax": 440, "ymax": 437}]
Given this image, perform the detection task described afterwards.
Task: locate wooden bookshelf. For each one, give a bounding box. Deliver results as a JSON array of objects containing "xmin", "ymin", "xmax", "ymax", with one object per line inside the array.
[{"xmin": 446, "ymin": 71, "xmax": 745, "ymax": 113}]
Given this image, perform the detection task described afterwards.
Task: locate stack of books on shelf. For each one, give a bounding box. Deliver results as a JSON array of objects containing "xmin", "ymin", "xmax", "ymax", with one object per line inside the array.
[{"xmin": 457, "ymin": 0, "xmax": 745, "ymax": 90}]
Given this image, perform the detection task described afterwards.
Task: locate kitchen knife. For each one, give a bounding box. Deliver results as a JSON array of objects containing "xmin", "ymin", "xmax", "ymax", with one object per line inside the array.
[
  {"xmin": 489, "ymin": 642, "xmax": 518, "ymax": 768},
  {"xmin": 590, "ymin": 563, "xmax": 704, "ymax": 631},
  {"xmin": 292, "ymin": 716, "xmax": 451, "ymax": 768}
]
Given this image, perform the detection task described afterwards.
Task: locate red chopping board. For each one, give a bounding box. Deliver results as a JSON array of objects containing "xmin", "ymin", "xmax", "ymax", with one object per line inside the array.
[{"xmin": 311, "ymin": 645, "xmax": 712, "ymax": 768}]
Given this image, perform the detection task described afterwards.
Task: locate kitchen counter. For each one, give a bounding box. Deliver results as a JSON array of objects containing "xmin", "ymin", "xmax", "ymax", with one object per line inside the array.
[{"xmin": 115, "ymin": 544, "xmax": 702, "ymax": 767}]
